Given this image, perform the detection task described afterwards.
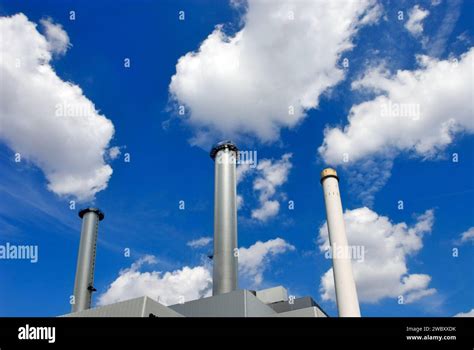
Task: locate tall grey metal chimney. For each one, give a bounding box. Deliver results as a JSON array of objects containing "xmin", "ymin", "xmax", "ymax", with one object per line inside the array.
[
  {"xmin": 210, "ymin": 141, "xmax": 239, "ymax": 295},
  {"xmin": 72, "ymin": 208, "xmax": 104, "ymax": 313}
]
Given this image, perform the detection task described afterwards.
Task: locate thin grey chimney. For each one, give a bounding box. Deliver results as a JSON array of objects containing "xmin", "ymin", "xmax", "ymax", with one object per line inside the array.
[
  {"xmin": 210, "ymin": 141, "xmax": 239, "ymax": 295},
  {"xmin": 72, "ymin": 208, "xmax": 104, "ymax": 313}
]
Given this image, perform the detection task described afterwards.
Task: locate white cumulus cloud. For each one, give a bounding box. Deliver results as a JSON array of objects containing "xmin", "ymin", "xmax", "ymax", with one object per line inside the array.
[
  {"xmin": 459, "ymin": 227, "xmax": 474, "ymax": 245},
  {"xmin": 319, "ymin": 207, "xmax": 436, "ymax": 304},
  {"xmin": 98, "ymin": 255, "xmax": 212, "ymax": 306},
  {"xmin": 99, "ymin": 238, "xmax": 295, "ymax": 305},
  {"xmin": 169, "ymin": 0, "xmax": 382, "ymax": 146},
  {"xmin": 426, "ymin": 0, "xmax": 461, "ymax": 57},
  {"xmin": 187, "ymin": 236, "xmax": 213, "ymax": 248},
  {"xmin": 0, "ymin": 14, "xmax": 115, "ymax": 201},
  {"xmin": 236, "ymin": 162, "xmax": 253, "ymax": 210},
  {"xmin": 405, "ymin": 5, "xmax": 430, "ymax": 37},
  {"xmin": 239, "ymin": 237, "xmax": 295, "ymax": 286},
  {"xmin": 251, "ymin": 153, "xmax": 292, "ymax": 221},
  {"xmin": 108, "ymin": 146, "xmax": 121, "ymax": 160},
  {"xmin": 252, "ymin": 200, "xmax": 280, "ymax": 222},
  {"xmin": 319, "ymin": 48, "xmax": 474, "ymax": 166},
  {"xmin": 40, "ymin": 18, "xmax": 70, "ymax": 55},
  {"xmin": 454, "ymin": 308, "xmax": 474, "ymax": 317}
]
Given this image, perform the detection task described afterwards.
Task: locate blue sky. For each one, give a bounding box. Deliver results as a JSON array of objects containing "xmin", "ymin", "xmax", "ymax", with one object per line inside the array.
[{"xmin": 0, "ymin": 0, "xmax": 473, "ymax": 317}]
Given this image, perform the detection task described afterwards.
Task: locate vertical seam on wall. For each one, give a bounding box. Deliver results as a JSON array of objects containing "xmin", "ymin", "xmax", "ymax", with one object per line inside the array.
[
  {"xmin": 244, "ymin": 291, "xmax": 247, "ymax": 317},
  {"xmin": 141, "ymin": 297, "xmax": 147, "ymax": 317}
]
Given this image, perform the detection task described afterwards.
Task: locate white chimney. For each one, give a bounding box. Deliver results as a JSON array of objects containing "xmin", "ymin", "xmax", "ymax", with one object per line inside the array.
[{"xmin": 320, "ymin": 168, "xmax": 361, "ymax": 317}]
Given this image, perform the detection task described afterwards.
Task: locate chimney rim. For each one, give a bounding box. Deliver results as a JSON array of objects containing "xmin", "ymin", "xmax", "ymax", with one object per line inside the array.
[
  {"xmin": 210, "ymin": 140, "xmax": 238, "ymax": 160},
  {"xmin": 320, "ymin": 168, "xmax": 339, "ymax": 184},
  {"xmin": 79, "ymin": 208, "xmax": 105, "ymax": 221}
]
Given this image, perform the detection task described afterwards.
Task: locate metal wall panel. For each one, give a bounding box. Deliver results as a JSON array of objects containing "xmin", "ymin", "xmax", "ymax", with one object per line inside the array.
[
  {"xmin": 62, "ymin": 296, "xmax": 183, "ymax": 317},
  {"xmin": 256, "ymin": 286, "xmax": 289, "ymax": 304},
  {"xmin": 269, "ymin": 307, "xmax": 327, "ymax": 317},
  {"xmin": 170, "ymin": 290, "xmax": 276, "ymax": 317}
]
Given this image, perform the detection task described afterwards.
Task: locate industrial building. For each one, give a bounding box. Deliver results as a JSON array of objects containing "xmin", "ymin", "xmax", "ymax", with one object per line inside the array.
[{"xmin": 63, "ymin": 141, "xmax": 360, "ymax": 317}]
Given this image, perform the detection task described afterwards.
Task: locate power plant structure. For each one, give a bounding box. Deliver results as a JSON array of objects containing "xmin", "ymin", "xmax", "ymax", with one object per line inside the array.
[{"xmin": 63, "ymin": 141, "xmax": 360, "ymax": 318}]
